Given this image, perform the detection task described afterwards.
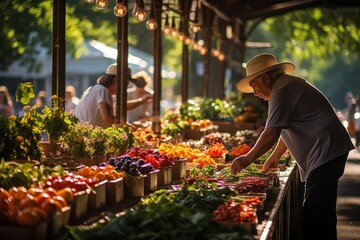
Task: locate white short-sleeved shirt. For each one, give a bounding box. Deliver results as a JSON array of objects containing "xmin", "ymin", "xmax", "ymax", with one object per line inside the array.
[
  {"xmin": 266, "ymin": 75, "xmax": 354, "ymax": 181},
  {"xmin": 74, "ymin": 84, "xmax": 113, "ymax": 128}
]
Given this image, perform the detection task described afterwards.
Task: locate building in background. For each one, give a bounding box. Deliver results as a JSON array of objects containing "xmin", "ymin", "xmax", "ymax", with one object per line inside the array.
[{"xmin": 0, "ymin": 40, "xmax": 178, "ymax": 115}]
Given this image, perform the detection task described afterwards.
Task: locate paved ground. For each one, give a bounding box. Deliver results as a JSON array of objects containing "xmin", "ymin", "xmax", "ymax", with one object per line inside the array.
[{"xmin": 337, "ymin": 148, "xmax": 360, "ymax": 240}]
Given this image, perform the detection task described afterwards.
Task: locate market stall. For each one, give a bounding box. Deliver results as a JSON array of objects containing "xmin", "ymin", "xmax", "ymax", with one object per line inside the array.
[{"xmin": 0, "ymin": 105, "xmax": 303, "ymax": 240}]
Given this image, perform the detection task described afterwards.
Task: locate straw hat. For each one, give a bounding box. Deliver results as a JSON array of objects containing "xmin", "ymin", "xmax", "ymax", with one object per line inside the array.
[
  {"xmin": 106, "ymin": 63, "xmax": 117, "ymax": 75},
  {"xmin": 106, "ymin": 64, "xmax": 133, "ymax": 77},
  {"xmin": 236, "ymin": 53, "xmax": 296, "ymax": 93}
]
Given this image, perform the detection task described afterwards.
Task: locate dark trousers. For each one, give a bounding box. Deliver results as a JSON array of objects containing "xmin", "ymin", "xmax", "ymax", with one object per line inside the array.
[{"xmin": 302, "ymin": 153, "xmax": 348, "ymax": 240}]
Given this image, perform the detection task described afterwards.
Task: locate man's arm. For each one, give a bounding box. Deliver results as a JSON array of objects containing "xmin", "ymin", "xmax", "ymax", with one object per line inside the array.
[
  {"xmin": 231, "ymin": 127, "xmax": 281, "ymax": 174},
  {"xmin": 261, "ymin": 137, "xmax": 287, "ymax": 172},
  {"xmin": 127, "ymin": 95, "xmax": 153, "ymax": 110}
]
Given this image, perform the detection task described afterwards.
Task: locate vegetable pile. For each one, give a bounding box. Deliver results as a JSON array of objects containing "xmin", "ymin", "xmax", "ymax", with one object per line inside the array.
[{"xmin": 67, "ymin": 177, "xmax": 255, "ymax": 240}]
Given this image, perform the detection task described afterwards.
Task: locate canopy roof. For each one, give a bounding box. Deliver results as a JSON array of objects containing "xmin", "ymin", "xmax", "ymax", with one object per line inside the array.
[{"xmin": 203, "ymin": 0, "xmax": 360, "ymax": 22}]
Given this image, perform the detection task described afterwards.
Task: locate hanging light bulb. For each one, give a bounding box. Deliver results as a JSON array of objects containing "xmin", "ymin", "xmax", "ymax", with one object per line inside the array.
[
  {"xmin": 184, "ymin": 35, "xmax": 191, "ymax": 45},
  {"xmin": 177, "ymin": 19, "xmax": 184, "ymax": 41},
  {"xmin": 193, "ymin": 41, "xmax": 200, "ymax": 50},
  {"xmin": 95, "ymin": 0, "xmax": 108, "ymax": 9},
  {"xmin": 163, "ymin": 14, "xmax": 170, "ymax": 34},
  {"xmin": 170, "ymin": 16, "xmax": 178, "ymax": 37},
  {"xmin": 146, "ymin": 20, "xmax": 157, "ymax": 30},
  {"xmin": 135, "ymin": 9, "xmax": 147, "ymax": 21},
  {"xmin": 114, "ymin": 1, "xmax": 127, "ymax": 17},
  {"xmin": 218, "ymin": 52, "xmax": 225, "ymax": 61},
  {"xmin": 191, "ymin": 22, "xmax": 200, "ymax": 33},
  {"xmin": 200, "ymin": 46, "xmax": 208, "ymax": 55},
  {"xmin": 191, "ymin": 0, "xmax": 201, "ymax": 33},
  {"xmin": 134, "ymin": 0, "xmax": 147, "ymax": 22},
  {"xmin": 212, "ymin": 48, "xmax": 220, "ymax": 57},
  {"xmin": 192, "ymin": 33, "xmax": 199, "ymax": 50},
  {"xmin": 178, "ymin": 32, "xmax": 185, "ymax": 41},
  {"xmin": 146, "ymin": 19, "xmax": 157, "ymax": 30},
  {"xmin": 84, "ymin": 0, "xmax": 95, "ymax": 3},
  {"xmin": 146, "ymin": 1, "xmax": 157, "ymax": 30}
]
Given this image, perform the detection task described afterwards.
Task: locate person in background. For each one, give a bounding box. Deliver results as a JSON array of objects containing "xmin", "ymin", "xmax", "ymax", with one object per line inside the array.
[
  {"xmin": 74, "ymin": 63, "xmax": 152, "ymax": 128},
  {"xmin": 354, "ymin": 106, "xmax": 360, "ymax": 150},
  {"xmin": 34, "ymin": 90, "xmax": 48, "ymax": 113},
  {"xmin": 231, "ymin": 53, "xmax": 354, "ymax": 240},
  {"xmin": 0, "ymin": 85, "xmax": 14, "ymax": 117},
  {"xmin": 344, "ymin": 91, "xmax": 357, "ymax": 138},
  {"xmin": 127, "ymin": 71, "xmax": 154, "ymax": 122},
  {"xmin": 65, "ymin": 85, "xmax": 79, "ymax": 114}
]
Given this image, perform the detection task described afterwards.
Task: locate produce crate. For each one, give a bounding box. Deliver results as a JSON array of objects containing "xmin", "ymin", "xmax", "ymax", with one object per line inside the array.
[
  {"xmin": 124, "ymin": 175, "xmax": 145, "ymax": 198},
  {"xmin": 144, "ymin": 170, "xmax": 159, "ymax": 192},
  {"xmin": 106, "ymin": 177, "xmax": 124, "ymax": 204},
  {"xmin": 0, "ymin": 222, "xmax": 47, "ymax": 240},
  {"xmin": 186, "ymin": 162, "xmax": 199, "ymax": 176},
  {"xmin": 88, "ymin": 180, "xmax": 107, "ymax": 210},
  {"xmin": 48, "ymin": 206, "xmax": 71, "ymax": 239},
  {"xmin": 70, "ymin": 190, "xmax": 89, "ymax": 222},
  {"xmin": 171, "ymin": 158, "xmax": 187, "ymax": 181},
  {"xmin": 157, "ymin": 166, "xmax": 172, "ymax": 186}
]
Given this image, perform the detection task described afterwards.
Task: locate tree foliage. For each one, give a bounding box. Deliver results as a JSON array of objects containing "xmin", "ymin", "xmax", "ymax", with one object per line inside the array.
[
  {"xmin": 262, "ymin": 7, "xmax": 360, "ymax": 62},
  {"xmin": 245, "ymin": 7, "xmax": 360, "ymax": 108},
  {"xmin": 0, "ymin": 0, "xmax": 125, "ymax": 72}
]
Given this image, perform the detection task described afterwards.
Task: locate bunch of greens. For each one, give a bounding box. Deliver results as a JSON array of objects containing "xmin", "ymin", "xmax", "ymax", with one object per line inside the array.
[
  {"xmin": 0, "ymin": 82, "xmax": 43, "ymax": 161},
  {"xmin": 161, "ymin": 109, "xmax": 188, "ymax": 136},
  {"xmin": 180, "ymin": 97, "xmax": 234, "ymax": 121},
  {"xmin": 0, "ymin": 108, "xmax": 43, "ymax": 161},
  {"xmin": 189, "ymin": 164, "xmax": 216, "ymax": 178},
  {"xmin": 40, "ymin": 95, "xmax": 78, "ymax": 142},
  {"xmin": 143, "ymin": 177, "xmax": 236, "ymax": 213},
  {"xmin": 0, "ymin": 160, "xmax": 64, "ymax": 189},
  {"xmin": 217, "ymin": 164, "xmax": 264, "ymax": 182},
  {"xmin": 67, "ymin": 178, "xmax": 252, "ymax": 240},
  {"xmin": 103, "ymin": 125, "xmax": 135, "ymax": 155},
  {"xmin": 67, "ymin": 204, "xmax": 253, "ymax": 240},
  {"xmin": 161, "ymin": 122, "xmax": 184, "ymax": 136}
]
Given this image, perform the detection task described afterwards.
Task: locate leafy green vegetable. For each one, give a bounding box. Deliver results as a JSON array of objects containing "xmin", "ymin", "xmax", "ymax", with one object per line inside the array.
[
  {"xmin": 189, "ymin": 165, "xmax": 216, "ymax": 178},
  {"xmin": 67, "ymin": 204, "xmax": 253, "ymax": 240},
  {"xmin": 67, "ymin": 177, "xmax": 253, "ymax": 240},
  {"xmin": 0, "ymin": 160, "xmax": 64, "ymax": 189},
  {"xmin": 15, "ymin": 82, "xmax": 36, "ymax": 105}
]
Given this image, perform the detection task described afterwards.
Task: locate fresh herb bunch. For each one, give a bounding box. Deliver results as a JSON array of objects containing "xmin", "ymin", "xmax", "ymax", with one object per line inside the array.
[
  {"xmin": 15, "ymin": 82, "xmax": 36, "ymax": 105},
  {"xmin": 0, "ymin": 82, "xmax": 43, "ymax": 161},
  {"xmin": 103, "ymin": 125, "xmax": 135, "ymax": 155},
  {"xmin": 40, "ymin": 95, "xmax": 78, "ymax": 142},
  {"xmin": 61, "ymin": 123, "xmax": 95, "ymax": 157},
  {"xmin": 189, "ymin": 164, "xmax": 216, "ymax": 178},
  {"xmin": 90, "ymin": 126, "xmax": 108, "ymax": 156},
  {"xmin": 161, "ymin": 109, "xmax": 188, "ymax": 136},
  {"xmin": 0, "ymin": 160, "xmax": 64, "ymax": 189}
]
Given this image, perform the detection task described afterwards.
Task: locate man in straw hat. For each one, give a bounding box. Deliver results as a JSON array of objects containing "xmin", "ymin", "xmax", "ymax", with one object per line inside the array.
[
  {"xmin": 231, "ymin": 53, "xmax": 354, "ymax": 240},
  {"xmin": 74, "ymin": 63, "xmax": 152, "ymax": 128}
]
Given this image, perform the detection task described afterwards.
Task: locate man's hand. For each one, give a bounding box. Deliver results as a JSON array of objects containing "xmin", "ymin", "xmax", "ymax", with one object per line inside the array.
[
  {"xmin": 231, "ymin": 155, "xmax": 251, "ymax": 175},
  {"xmin": 142, "ymin": 95, "xmax": 153, "ymax": 103},
  {"xmin": 261, "ymin": 158, "xmax": 279, "ymax": 173}
]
